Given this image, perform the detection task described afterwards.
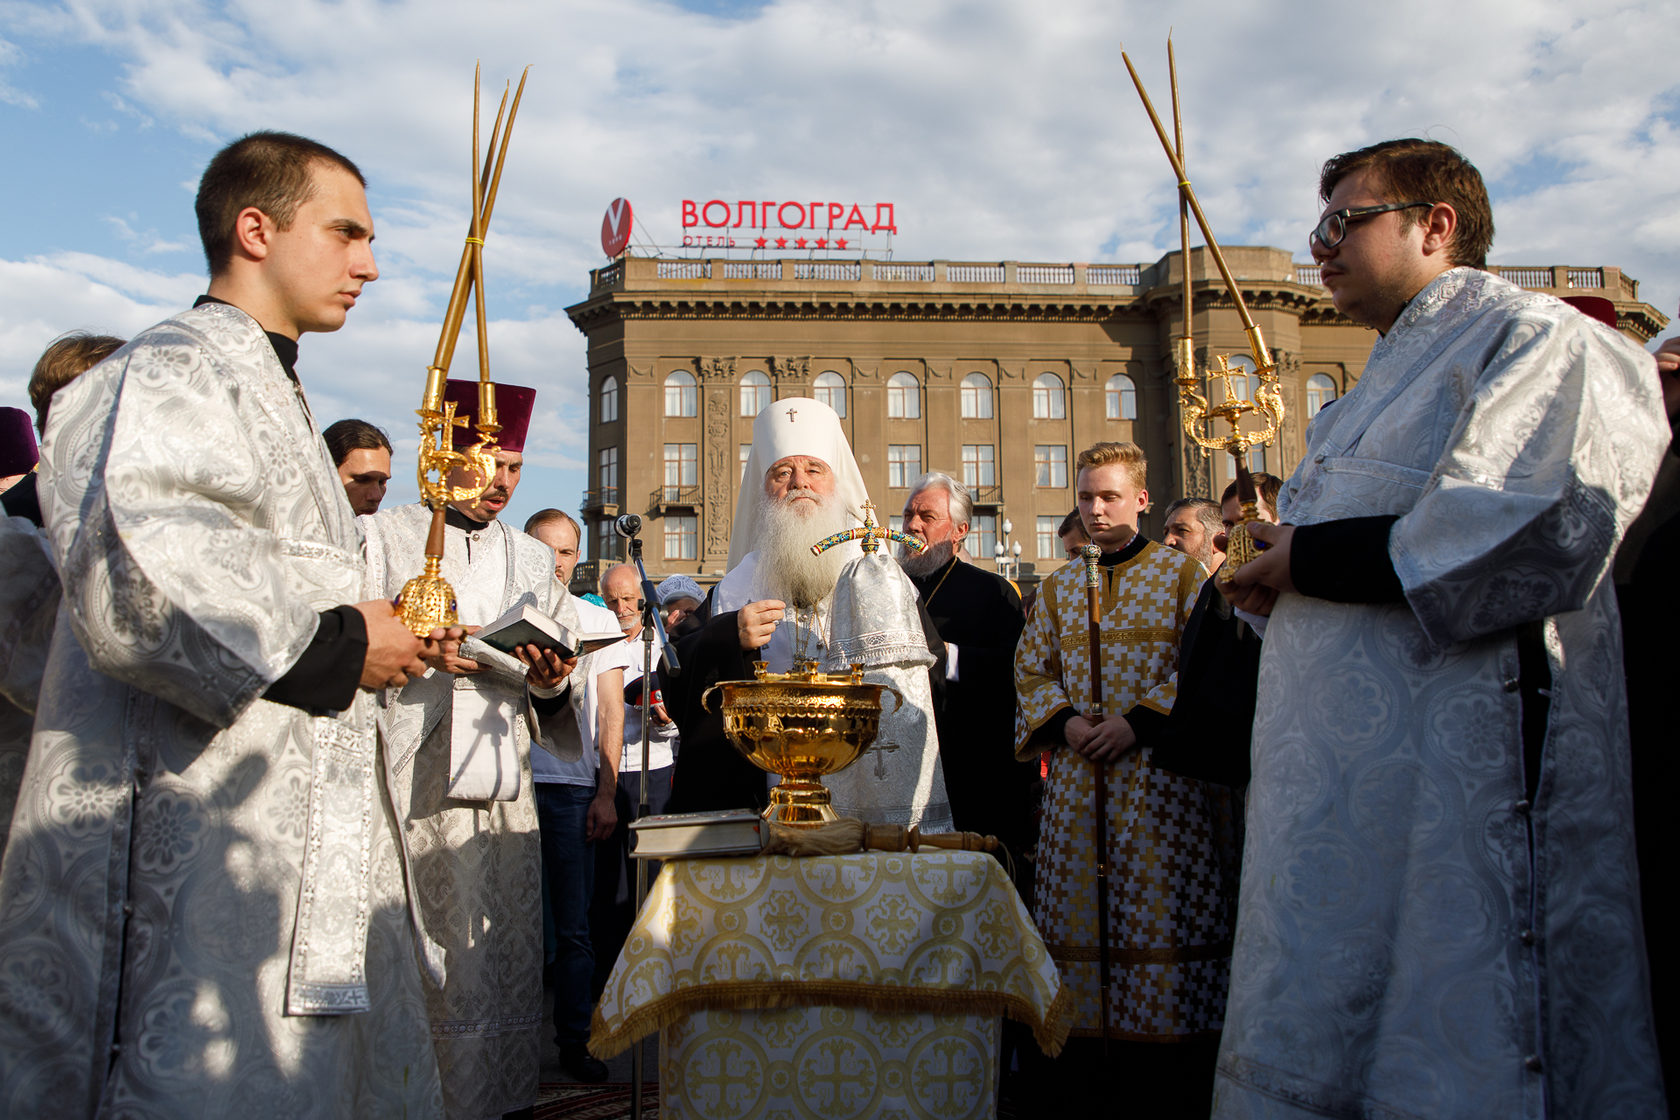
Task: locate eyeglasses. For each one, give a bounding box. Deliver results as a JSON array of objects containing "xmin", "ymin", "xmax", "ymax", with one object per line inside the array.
[{"xmin": 1310, "ymin": 201, "xmax": 1431, "ymax": 251}]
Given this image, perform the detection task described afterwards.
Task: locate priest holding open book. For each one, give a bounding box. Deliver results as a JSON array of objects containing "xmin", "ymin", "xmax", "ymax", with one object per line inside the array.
[{"xmin": 360, "ymin": 379, "xmax": 579, "ymax": 1116}]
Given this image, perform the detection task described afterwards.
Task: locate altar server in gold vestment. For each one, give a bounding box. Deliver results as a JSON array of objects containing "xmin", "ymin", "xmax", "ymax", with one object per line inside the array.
[{"xmin": 1014, "ymin": 440, "xmax": 1242, "ymax": 1116}]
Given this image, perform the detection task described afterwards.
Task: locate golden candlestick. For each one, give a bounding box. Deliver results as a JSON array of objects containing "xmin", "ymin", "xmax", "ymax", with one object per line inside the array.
[
  {"xmin": 1124, "ymin": 41, "xmax": 1283, "ymax": 578},
  {"xmin": 399, "ymin": 63, "xmax": 530, "ymax": 635}
]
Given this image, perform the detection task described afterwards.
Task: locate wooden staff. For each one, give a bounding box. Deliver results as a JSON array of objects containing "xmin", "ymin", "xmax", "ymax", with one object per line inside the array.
[{"xmin": 1081, "ymin": 541, "xmax": 1112, "ymax": 1051}]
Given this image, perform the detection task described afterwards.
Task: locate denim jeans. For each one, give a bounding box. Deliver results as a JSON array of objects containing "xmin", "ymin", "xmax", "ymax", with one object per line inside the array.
[
  {"xmin": 589, "ymin": 766, "xmax": 674, "ymax": 995},
  {"xmin": 535, "ymin": 780, "xmax": 596, "ymax": 1044}
]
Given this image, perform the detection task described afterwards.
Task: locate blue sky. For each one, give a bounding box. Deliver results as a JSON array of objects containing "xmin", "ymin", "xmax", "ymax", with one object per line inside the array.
[{"xmin": 3, "ymin": 0, "xmax": 1676, "ymax": 538}]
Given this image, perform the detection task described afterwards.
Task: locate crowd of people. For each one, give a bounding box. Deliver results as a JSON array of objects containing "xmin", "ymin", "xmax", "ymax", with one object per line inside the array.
[{"xmin": 0, "ymin": 127, "xmax": 1674, "ymax": 1120}]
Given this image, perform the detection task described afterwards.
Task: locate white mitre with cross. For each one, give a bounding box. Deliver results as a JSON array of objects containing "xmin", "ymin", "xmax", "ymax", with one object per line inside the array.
[{"xmin": 728, "ymin": 395, "xmax": 871, "ymax": 570}]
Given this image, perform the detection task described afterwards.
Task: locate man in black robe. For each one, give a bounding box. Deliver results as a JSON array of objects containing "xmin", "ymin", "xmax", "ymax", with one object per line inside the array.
[
  {"xmin": 1149, "ymin": 472, "xmax": 1280, "ymax": 789},
  {"xmin": 899, "ymin": 472, "xmax": 1032, "ymax": 864}
]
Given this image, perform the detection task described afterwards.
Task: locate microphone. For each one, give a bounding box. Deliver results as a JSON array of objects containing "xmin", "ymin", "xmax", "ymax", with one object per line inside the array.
[{"xmin": 615, "ymin": 513, "xmax": 643, "ymax": 538}]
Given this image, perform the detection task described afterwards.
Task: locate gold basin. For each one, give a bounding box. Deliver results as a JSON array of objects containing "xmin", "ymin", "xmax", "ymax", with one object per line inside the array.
[{"xmin": 703, "ymin": 663, "xmax": 899, "ymax": 827}]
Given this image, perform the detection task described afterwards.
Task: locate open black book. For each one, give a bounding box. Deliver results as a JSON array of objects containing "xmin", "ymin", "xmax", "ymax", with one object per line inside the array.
[{"xmin": 473, "ymin": 603, "xmax": 625, "ymax": 659}]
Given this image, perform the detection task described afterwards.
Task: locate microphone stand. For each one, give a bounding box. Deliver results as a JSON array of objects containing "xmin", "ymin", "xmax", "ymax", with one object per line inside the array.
[{"xmin": 617, "ymin": 526, "xmax": 678, "ymax": 1120}]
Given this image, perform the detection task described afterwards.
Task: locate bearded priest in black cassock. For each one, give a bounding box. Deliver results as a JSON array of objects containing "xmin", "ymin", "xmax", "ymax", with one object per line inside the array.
[{"xmin": 898, "ymin": 473, "xmax": 1033, "ymax": 868}]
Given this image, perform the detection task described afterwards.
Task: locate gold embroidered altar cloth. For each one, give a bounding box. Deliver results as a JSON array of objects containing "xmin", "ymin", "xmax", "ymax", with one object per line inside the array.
[{"xmin": 589, "ymin": 851, "xmax": 1070, "ymax": 1118}]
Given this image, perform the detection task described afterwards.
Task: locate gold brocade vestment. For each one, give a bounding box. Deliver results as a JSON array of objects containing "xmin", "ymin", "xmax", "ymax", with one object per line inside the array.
[{"xmin": 1014, "ymin": 540, "xmax": 1241, "ymax": 1040}]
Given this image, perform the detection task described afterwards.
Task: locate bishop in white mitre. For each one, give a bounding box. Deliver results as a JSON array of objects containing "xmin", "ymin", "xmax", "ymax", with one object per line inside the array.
[{"xmin": 663, "ymin": 396, "xmax": 952, "ymax": 831}]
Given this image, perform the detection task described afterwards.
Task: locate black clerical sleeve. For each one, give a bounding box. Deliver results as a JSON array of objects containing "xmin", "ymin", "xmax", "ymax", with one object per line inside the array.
[
  {"xmin": 663, "ymin": 608, "xmax": 769, "ymax": 814},
  {"xmin": 1147, "ymin": 576, "xmax": 1262, "ymax": 787},
  {"xmin": 1, "ymin": 472, "xmax": 42, "ymax": 527},
  {"xmin": 264, "ymin": 605, "xmax": 367, "ymax": 713},
  {"xmin": 531, "ymin": 683, "xmax": 572, "ymax": 720},
  {"xmin": 1291, "ymin": 516, "xmax": 1405, "ymax": 603}
]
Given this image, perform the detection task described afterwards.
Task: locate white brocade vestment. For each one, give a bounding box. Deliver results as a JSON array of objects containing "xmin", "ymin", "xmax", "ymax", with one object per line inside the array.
[
  {"xmin": 362, "ymin": 503, "xmax": 573, "ymax": 1119},
  {"xmin": 0, "ymin": 514, "xmax": 59, "ymax": 862},
  {"xmin": 1214, "ymin": 269, "xmax": 1669, "ymax": 1119},
  {"xmin": 715, "ymin": 549, "xmax": 952, "ymax": 831},
  {"xmin": 0, "ymin": 303, "xmax": 442, "ymax": 1118}
]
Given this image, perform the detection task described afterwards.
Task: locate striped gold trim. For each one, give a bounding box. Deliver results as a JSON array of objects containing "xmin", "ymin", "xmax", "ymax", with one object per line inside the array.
[{"xmin": 1059, "ymin": 627, "xmax": 1177, "ymax": 652}]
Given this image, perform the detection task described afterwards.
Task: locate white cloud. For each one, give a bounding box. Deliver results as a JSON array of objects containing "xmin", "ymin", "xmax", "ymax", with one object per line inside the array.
[
  {"xmin": 0, "ymin": 33, "xmax": 40, "ymax": 107},
  {"xmin": 0, "ymin": 254, "xmax": 194, "ymax": 404},
  {"xmin": 3, "ymin": 0, "xmax": 1677, "ymax": 526}
]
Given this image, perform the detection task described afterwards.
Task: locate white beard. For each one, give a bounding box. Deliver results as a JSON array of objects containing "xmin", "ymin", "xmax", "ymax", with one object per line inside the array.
[
  {"xmin": 756, "ymin": 489, "xmax": 852, "ymax": 609},
  {"xmin": 898, "ymin": 536, "xmax": 956, "ymax": 578}
]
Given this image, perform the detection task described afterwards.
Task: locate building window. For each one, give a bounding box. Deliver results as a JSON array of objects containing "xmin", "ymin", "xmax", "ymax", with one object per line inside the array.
[
  {"xmin": 1034, "ymin": 444, "xmax": 1068, "ymax": 488},
  {"xmin": 664, "ymin": 371, "xmax": 697, "ymax": 417},
  {"xmin": 664, "ymin": 514, "xmax": 697, "ymax": 560},
  {"xmin": 813, "ymin": 371, "xmax": 846, "ymax": 417},
  {"xmin": 887, "ymin": 371, "xmax": 920, "ymax": 419},
  {"xmin": 663, "ymin": 443, "xmax": 697, "ymax": 498},
  {"xmin": 1105, "ymin": 374, "xmax": 1136, "ymax": 421},
  {"xmin": 1036, "ymin": 515, "xmax": 1059, "ymax": 559},
  {"xmin": 888, "ymin": 444, "xmax": 922, "ymax": 488},
  {"xmin": 1032, "ymin": 373, "xmax": 1065, "ymax": 419},
  {"xmin": 740, "ymin": 370, "xmax": 770, "ymax": 417},
  {"xmin": 740, "ymin": 443, "xmax": 752, "ymax": 482},
  {"xmin": 960, "ymin": 372, "xmax": 993, "ymax": 419},
  {"xmin": 961, "ymin": 444, "xmax": 995, "ymax": 488},
  {"xmin": 600, "ymin": 375, "xmax": 619, "ymax": 423},
  {"xmin": 597, "ymin": 520, "xmax": 621, "ymax": 562},
  {"xmin": 597, "ymin": 446, "xmax": 618, "ymax": 492},
  {"xmin": 889, "ymin": 515, "xmax": 903, "ymax": 535},
  {"xmin": 1307, "ymin": 373, "xmax": 1337, "ymax": 418},
  {"xmin": 1248, "ymin": 444, "xmax": 1268, "ymax": 474},
  {"xmin": 967, "ymin": 513, "xmax": 997, "ymax": 562}
]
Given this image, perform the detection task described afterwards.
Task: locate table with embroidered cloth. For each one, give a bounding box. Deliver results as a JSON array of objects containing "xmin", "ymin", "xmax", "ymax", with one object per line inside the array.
[{"xmin": 588, "ymin": 849, "xmax": 1070, "ymax": 1120}]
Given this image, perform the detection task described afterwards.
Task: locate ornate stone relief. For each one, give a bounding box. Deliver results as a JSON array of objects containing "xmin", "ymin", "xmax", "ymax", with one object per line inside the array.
[
  {"xmin": 703, "ymin": 386, "xmax": 732, "ymax": 557},
  {"xmin": 700, "ymin": 356, "xmax": 736, "ymax": 383}
]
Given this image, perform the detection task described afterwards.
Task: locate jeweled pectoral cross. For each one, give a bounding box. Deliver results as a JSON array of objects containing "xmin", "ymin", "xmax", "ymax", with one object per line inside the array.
[{"xmin": 809, "ymin": 500, "xmax": 924, "ymax": 557}]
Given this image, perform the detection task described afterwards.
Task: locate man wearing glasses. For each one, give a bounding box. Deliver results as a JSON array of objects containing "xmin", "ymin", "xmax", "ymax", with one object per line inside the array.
[{"xmin": 1218, "ymin": 140, "xmax": 1668, "ymax": 1117}]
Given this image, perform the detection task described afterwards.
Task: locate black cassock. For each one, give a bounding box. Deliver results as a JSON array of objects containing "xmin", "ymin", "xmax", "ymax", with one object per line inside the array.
[{"xmin": 908, "ymin": 557, "xmax": 1034, "ymax": 865}]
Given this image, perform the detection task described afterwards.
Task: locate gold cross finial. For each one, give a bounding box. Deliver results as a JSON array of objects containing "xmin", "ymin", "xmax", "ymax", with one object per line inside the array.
[{"xmin": 811, "ymin": 497, "xmax": 923, "ymax": 557}]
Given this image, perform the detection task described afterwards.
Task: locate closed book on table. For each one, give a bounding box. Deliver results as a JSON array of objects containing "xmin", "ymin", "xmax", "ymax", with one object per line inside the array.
[{"xmin": 630, "ymin": 809, "xmax": 765, "ymax": 860}]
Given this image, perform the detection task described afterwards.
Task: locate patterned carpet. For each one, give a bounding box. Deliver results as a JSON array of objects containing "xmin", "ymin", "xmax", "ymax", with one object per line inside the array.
[{"xmin": 533, "ymin": 1081, "xmax": 658, "ymax": 1119}]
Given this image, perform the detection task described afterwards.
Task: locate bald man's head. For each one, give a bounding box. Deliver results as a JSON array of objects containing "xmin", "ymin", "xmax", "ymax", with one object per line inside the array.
[{"xmin": 601, "ymin": 563, "xmax": 641, "ymax": 637}]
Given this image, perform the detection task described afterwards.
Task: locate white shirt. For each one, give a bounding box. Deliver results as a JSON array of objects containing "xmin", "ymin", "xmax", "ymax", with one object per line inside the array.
[
  {"xmin": 532, "ymin": 598, "xmax": 635, "ymax": 787},
  {"xmin": 620, "ymin": 629, "xmax": 679, "ymax": 772}
]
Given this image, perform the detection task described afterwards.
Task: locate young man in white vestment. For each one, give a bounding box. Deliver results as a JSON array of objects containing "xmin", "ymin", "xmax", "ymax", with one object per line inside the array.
[
  {"xmin": 1218, "ymin": 139, "xmax": 1669, "ymax": 1118},
  {"xmin": 663, "ymin": 397, "xmax": 951, "ymax": 830},
  {"xmin": 0, "ymin": 132, "xmax": 449, "ymax": 1118},
  {"xmin": 360, "ymin": 379, "xmax": 587, "ymax": 1116}
]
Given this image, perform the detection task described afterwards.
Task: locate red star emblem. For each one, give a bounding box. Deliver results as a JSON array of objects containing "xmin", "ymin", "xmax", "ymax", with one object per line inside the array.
[
  {"xmin": 755, "ymin": 236, "xmax": 768, "ymax": 248},
  {"xmin": 815, "ymin": 237, "xmax": 828, "ymax": 249},
  {"xmin": 795, "ymin": 236, "xmax": 808, "ymax": 248},
  {"xmin": 775, "ymin": 237, "xmax": 788, "ymax": 249},
  {"xmin": 835, "ymin": 238, "xmax": 849, "ymax": 250}
]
